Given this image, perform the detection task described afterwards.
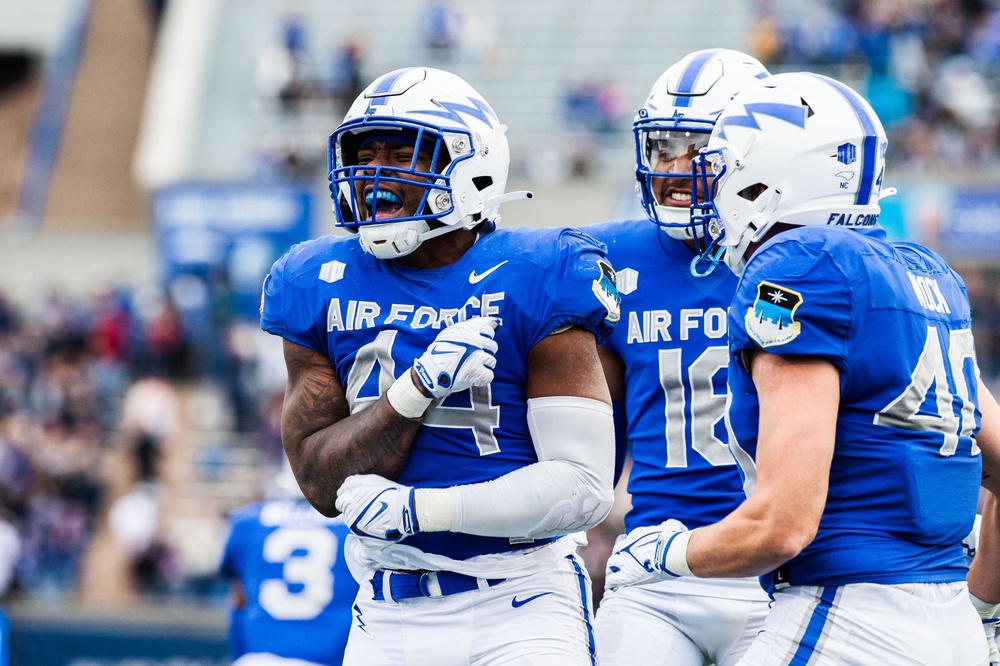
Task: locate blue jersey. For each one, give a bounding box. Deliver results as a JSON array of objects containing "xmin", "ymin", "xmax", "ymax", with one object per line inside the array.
[
  {"xmin": 220, "ymin": 500, "xmax": 358, "ymax": 665},
  {"xmin": 727, "ymin": 226, "xmax": 982, "ymax": 592},
  {"xmin": 261, "ymin": 227, "xmax": 619, "ymax": 561},
  {"xmin": 587, "ymin": 219, "xmax": 743, "ymax": 531}
]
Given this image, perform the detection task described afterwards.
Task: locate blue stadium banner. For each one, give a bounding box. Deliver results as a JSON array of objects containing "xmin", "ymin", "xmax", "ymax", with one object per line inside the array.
[
  {"xmin": 10, "ymin": 614, "xmax": 227, "ymax": 666},
  {"xmin": 153, "ymin": 182, "xmax": 313, "ymax": 319},
  {"xmin": 941, "ymin": 189, "xmax": 1000, "ymax": 258},
  {"xmin": 0, "ymin": 608, "xmax": 9, "ymax": 666}
]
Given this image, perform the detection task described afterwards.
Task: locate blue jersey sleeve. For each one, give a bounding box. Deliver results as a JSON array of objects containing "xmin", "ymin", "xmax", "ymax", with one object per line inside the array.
[
  {"xmin": 260, "ymin": 243, "xmax": 329, "ymax": 355},
  {"xmin": 732, "ymin": 235, "xmax": 853, "ymax": 371},
  {"xmin": 220, "ymin": 508, "xmax": 257, "ymax": 579},
  {"xmin": 528, "ymin": 228, "xmax": 620, "ymax": 346},
  {"xmin": 220, "ymin": 525, "xmax": 240, "ymax": 579},
  {"xmin": 221, "ymin": 514, "xmax": 251, "ymax": 659}
]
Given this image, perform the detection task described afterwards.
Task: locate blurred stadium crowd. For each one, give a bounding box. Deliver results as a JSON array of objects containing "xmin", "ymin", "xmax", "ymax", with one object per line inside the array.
[
  {"xmin": 0, "ymin": 280, "xmax": 284, "ymax": 601},
  {"xmin": 0, "ymin": 0, "xmax": 1000, "ymax": 614},
  {"xmin": 754, "ymin": 0, "xmax": 1000, "ymax": 174}
]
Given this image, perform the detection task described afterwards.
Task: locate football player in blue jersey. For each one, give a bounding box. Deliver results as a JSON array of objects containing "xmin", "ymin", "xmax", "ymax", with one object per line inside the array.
[
  {"xmin": 586, "ymin": 49, "xmax": 771, "ymax": 666},
  {"xmin": 604, "ymin": 70, "xmax": 1000, "ymax": 664},
  {"xmin": 260, "ymin": 67, "xmax": 620, "ymax": 666},
  {"xmin": 220, "ymin": 464, "xmax": 359, "ymax": 666}
]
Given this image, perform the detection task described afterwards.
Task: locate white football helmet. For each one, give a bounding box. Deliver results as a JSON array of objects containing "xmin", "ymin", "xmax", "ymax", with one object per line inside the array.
[
  {"xmin": 329, "ymin": 67, "xmax": 526, "ymax": 259},
  {"xmin": 634, "ymin": 49, "xmax": 769, "ymax": 240},
  {"xmin": 692, "ymin": 72, "xmax": 892, "ymax": 276}
]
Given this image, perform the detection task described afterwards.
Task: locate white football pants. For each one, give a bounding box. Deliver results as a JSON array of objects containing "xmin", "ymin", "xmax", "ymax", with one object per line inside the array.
[
  {"xmin": 343, "ymin": 553, "xmax": 596, "ymax": 666},
  {"xmin": 595, "ymin": 576, "xmax": 770, "ymax": 666},
  {"xmin": 737, "ymin": 581, "xmax": 988, "ymax": 665}
]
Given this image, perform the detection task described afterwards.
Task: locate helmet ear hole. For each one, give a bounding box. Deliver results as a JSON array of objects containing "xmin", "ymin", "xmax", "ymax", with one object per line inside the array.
[
  {"xmin": 335, "ymin": 189, "xmax": 359, "ymax": 225},
  {"xmin": 472, "ymin": 176, "xmax": 493, "ymax": 191},
  {"xmin": 738, "ymin": 183, "xmax": 767, "ymax": 202},
  {"xmin": 340, "ymin": 132, "xmax": 361, "ymax": 166}
]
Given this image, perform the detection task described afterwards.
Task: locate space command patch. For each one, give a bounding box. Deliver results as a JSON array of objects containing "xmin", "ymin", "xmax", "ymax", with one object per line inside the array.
[
  {"xmin": 593, "ymin": 259, "xmax": 621, "ymax": 324},
  {"xmin": 745, "ymin": 281, "xmax": 802, "ymax": 347}
]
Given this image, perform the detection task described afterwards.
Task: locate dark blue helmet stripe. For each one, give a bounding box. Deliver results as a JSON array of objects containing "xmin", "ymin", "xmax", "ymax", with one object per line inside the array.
[
  {"xmin": 809, "ymin": 73, "xmax": 878, "ymax": 206},
  {"xmin": 673, "ymin": 49, "xmax": 723, "ymax": 107},
  {"xmin": 368, "ymin": 69, "xmax": 410, "ymax": 106}
]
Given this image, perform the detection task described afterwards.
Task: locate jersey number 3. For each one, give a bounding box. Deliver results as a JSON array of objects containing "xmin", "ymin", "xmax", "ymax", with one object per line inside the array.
[{"xmin": 259, "ymin": 527, "xmax": 337, "ymax": 620}]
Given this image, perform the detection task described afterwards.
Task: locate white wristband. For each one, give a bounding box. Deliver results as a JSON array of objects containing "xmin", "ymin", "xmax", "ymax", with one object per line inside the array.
[
  {"xmin": 413, "ymin": 487, "xmax": 454, "ymax": 532},
  {"xmin": 970, "ymin": 591, "xmax": 1000, "ymax": 619},
  {"xmin": 664, "ymin": 529, "xmax": 694, "ymax": 577},
  {"xmin": 386, "ymin": 371, "xmax": 433, "ymax": 419}
]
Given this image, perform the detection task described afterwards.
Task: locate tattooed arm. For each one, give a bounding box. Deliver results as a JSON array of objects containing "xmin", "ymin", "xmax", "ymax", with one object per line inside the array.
[{"xmin": 281, "ymin": 339, "xmax": 421, "ymax": 516}]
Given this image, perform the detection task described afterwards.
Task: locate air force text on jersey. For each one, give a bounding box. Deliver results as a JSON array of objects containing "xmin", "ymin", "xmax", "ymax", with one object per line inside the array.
[
  {"xmin": 623, "ymin": 307, "xmax": 728, "ymax": 345},
  {"xmin": 326, "ymin": 293, "xmax": 504, "ymax": 332}
]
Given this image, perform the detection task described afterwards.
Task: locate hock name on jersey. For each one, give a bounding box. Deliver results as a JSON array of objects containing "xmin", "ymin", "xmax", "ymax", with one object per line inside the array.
[{"xmin": 908, "ymin": 272, "xmax": 952, "ymax": 314}]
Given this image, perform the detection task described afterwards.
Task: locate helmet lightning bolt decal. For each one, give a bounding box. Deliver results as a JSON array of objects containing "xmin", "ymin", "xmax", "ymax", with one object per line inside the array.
[
  {"xmin": 413, "ymin": 97, "xmax": 498, "ymax": 128},
  {"xmin": 716, "ymin": 103, "xmax": 808, "ymax": 140}
]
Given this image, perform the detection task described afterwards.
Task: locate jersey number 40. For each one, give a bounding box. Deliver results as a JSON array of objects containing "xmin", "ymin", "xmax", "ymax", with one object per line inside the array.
[{"xmin": 875, "ymin": 326, "xmax": 979, "ymax": 456}]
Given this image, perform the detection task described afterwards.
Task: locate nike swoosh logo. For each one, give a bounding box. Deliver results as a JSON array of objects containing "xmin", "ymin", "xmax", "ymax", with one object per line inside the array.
[
  {"xmin": 365, "ymin": 501, "xmax": 389, "ymax": 525},
  {"xmin": 469, "ymin": 261, "xmax": 508, "ymax": 284},
  {"xmin": 511, "ymin": 592, "xmax": 552, "ymax": 608}
]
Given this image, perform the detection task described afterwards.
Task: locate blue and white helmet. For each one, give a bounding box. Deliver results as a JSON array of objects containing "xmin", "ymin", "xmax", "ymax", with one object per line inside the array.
[
  {"xmin": 329, "ymin": 67, "xmax": 524, "ymax": 259},
  {"xmin": 693, "ymin": 72, "xmax": 892, "ymax": 276},
  {"xmin": 634, "ymin": 49, "xmax": 769, "ymax": 240}
]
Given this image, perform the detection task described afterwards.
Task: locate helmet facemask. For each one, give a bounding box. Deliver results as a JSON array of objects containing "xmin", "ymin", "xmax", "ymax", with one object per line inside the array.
[
  {"xmin": 634, "ymin": 116, "xmax": 714, "ymax": 240},
  {"xmin": 689, "ymin": 148, "xmax": 728, "ymax": 275}
]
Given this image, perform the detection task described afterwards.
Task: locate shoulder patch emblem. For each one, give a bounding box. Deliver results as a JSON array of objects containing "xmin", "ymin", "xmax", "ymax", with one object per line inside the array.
[
  {"xmin": 593, "ymin": 259, "xmax": 621, "ymax": 324},
  {"xmin": 745, "ymin": 281, "xmax": 802, "ymax": 347},
  {"xmin": 319, "ymin": 260, "xmax": 346, "ymax": 284},
  {"xmin": 616, "ymin": 267, "xmax": 638, "ymax": 296}
]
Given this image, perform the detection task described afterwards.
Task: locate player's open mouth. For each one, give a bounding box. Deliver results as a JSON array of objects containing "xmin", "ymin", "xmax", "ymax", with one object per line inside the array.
[{"xmin": 365, "ymin": 189, "xmax": 404, "ymax": 220}]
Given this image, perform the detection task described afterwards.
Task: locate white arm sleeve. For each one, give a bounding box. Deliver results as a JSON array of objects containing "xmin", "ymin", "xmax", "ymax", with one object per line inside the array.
[{"xmin": 414, "ymin": 396, "xmax": 615, "ymax": 538}]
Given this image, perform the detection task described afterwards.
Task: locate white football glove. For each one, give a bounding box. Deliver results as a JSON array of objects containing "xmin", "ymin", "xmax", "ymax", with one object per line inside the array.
[
  {"xmin": 962, "ymin": 514, "xmax": 981, "ymax": 561},
  {"xmin": 986, "ymin": 620, "xmax": 999, "ymax": 666},
  {"xmin": 412, "ymin": 317, "xmax": 499, "ymax": 399},
  {"xmin": 336, "ymin": 474, "xmax": 418, "ymax": 545},
  {"xmin": 970, "ymin": 591, "xmax": 1000, "ymax": 666},
  {"xmin": 605, "ymin": 519, "xmax": 689, "ymax": 591}
]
